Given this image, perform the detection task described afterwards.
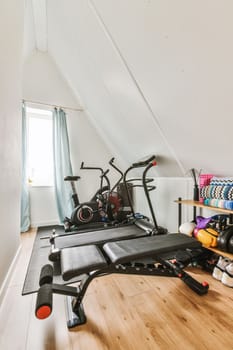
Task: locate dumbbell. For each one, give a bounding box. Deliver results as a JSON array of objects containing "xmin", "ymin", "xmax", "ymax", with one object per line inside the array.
[
  {"xmin": 194, "ymin": 228, "xmax": 219, "ymax": 248},
  {"xmin": 228, "ymin": 235, "xmax": 233, "ymax": 253},
  {"xmin": 217, "ymin": 226, "xmax": 233, "ymax": 252}
]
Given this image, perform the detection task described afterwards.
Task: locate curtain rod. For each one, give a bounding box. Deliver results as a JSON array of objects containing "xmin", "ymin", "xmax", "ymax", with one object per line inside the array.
[{"xmin": 23, "ymin": 99, "xmax": 84, "ymax": 112}]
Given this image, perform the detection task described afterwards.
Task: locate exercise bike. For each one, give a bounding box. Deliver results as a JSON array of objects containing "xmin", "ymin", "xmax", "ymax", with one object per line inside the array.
[
  {"xmin": 63, "ymin": 162, "xmax": 111, "ymax": 232},
  {"xmin": 63, "ymin": 159, "xmax": 130, "ymax": 232}
]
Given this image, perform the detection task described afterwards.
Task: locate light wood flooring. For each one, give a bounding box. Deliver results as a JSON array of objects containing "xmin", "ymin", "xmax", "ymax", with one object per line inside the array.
[{"xmin": 0, "ymin": 228, "xmax": 233, "ymax": 350}]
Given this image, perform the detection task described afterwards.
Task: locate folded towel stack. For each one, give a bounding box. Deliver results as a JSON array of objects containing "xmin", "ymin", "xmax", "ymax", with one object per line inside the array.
[{"xmin": 200, "ymin": 176, "xmax": 233, "ymax": 210}]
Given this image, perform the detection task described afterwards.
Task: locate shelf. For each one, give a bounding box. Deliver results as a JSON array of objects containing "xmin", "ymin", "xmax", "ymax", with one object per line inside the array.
[
  {"xmin": 174, "ymin": 199, "xmax": 233, "ymax": 215},
  {"xmin": 175, "ymin": 199, "xmax": 233, "ymax": 259},
  {"xmin": 208, "ymin": 247, "xmax": 233, "ymax": 259}
]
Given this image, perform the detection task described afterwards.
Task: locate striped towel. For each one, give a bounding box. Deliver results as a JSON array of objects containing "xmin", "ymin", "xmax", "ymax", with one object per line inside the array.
[
  {"xmin": 200, "ymin": 185, "xmax": 233, "ymax": 200},
  {"xmin": 210, "ymin": 177, "xmax": 233, "ymax": 186}
]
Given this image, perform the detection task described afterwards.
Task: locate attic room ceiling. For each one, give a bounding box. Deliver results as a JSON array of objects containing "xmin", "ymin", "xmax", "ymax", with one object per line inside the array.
[{"xmin": 23, "ymin": 1, "xmax": 233, "ymax": 177}]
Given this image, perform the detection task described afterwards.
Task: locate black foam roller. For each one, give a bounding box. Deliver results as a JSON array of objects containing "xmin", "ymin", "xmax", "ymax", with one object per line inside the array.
[
  {"xmin": 35, "ymin": 284, "xmax": 53, "ymax": 319},
  {"xmin": 39, "ymin": 264, "xmax": 53, "ymax": 286}
]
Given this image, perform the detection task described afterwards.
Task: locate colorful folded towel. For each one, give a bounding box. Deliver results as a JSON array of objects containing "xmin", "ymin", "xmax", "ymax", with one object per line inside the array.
[
  {"xmin": 210, "ymin": 177, "xmax": 233, "ymax": 186},
  {"xmin": 204, "ymin": 198, "xmax": 233, "ymax": 210},
  {"xmin": 200, "ymin": 185, "xmax": 233, "ymax": 200}
]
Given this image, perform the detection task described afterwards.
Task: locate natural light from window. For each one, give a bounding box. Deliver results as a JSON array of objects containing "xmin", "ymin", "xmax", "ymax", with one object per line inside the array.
[{"xmin": 26, "ymin": 107, "xmax": 54, "ymax": 186}]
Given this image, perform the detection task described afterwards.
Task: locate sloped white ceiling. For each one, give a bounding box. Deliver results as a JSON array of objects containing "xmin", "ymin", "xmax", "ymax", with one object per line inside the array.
[
  {"xmin": 27, "ymin": 0, "xmax": 233, "ymax": 176},
  {"xmin": 23, "ymin": 0, "xmax": 35, "ymax": 59},
  {"xmin": 22, "ymin": 51, "xmax": 81, "ymax": 108}
]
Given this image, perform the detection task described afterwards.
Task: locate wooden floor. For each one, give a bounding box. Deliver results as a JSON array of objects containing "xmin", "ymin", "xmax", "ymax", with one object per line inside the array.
[{"xmin": 0, "ymin": 229, "xmax": 233, "ymax": 350}]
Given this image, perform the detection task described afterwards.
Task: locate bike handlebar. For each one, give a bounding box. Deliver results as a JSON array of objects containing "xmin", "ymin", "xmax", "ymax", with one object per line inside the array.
[{"xmin": 80, "ymin": 161, "xmax": 104, "ymax": 174}]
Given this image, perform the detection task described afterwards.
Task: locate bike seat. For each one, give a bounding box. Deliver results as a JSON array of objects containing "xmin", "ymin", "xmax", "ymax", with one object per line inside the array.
[{"xmin": 64, "ymin": 176, "xmax": 81, "ymax": 181}]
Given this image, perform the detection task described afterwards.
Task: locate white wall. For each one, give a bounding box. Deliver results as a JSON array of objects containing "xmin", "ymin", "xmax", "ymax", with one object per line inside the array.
[
  {"xmin": 0, "ymin": 0, "xmax": 24, "ymax": 299},
  {"xmin": 23, "ymin": 51, "xmax": 115, "ymax": 226},
  {"xmin": 29, "ymin": 186, "xmax": 58, "ymax": 227},
  {"xmin": 66, "ymin": 110, "xmax": 121, "ymax": 203},
  {"xmin": 135, "ymin": 177, "xmax": 193, "ymax": 232}
]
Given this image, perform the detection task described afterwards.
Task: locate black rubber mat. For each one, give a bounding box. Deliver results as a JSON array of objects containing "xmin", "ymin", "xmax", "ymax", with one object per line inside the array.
[{"xmin": 22, "ymin": 225, "xmax": 83, "ymax": 295}]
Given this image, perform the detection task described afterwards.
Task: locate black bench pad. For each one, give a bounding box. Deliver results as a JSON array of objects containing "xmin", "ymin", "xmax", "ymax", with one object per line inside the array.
[
  {"xmin": 61, "ymin": 245, "xmax": 107, "ymax": 281},
  {"xmin": 103, "ymin": 234, "xmax": 201, "ymax": 264}
]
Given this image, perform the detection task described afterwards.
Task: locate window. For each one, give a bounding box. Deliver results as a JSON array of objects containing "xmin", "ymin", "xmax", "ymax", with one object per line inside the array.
[{"xmin": 26, "ymin": 107, "xmax": 54, "ymax": 186}]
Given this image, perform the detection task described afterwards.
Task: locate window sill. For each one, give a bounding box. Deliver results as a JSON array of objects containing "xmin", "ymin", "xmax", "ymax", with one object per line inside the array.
[{"xmin": 29, "ymin": 184, "xmax": 54, "ymax": 188}]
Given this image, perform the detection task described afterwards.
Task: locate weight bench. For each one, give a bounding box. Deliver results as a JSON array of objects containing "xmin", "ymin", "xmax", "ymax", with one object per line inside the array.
[
  {"xmin": 48, "ymin": 218, "xmax": 154, "ymax": 262},
  {"xmin": 35, "ymin": 233, "xmax": 212, "ymax": 329}
]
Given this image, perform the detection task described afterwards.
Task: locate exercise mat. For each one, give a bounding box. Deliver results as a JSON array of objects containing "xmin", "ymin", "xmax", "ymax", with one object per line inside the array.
[{"xmin": 22, "ymin": 225, "xmax": 83, "ymax": 295}]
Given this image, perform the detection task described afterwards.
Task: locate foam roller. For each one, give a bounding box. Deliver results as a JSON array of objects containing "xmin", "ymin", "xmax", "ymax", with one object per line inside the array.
[
  {"xmin": 35, "ymin": 284, "xmax": 53, "ymax": 319},
  {"xmin": 39, "ymin": 264, "xmax": 53, "ymax": 286}
]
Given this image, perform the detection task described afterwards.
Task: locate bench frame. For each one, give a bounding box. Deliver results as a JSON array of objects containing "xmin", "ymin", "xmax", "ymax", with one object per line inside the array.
[{"xmin": 36, "ymin": 247, "xmax": 215, "ymax": 328}]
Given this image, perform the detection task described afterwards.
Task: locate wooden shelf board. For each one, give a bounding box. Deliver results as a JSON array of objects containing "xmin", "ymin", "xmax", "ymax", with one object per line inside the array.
[
  {"xmin": 208, "ymin": 247, "xmax": 233, "ymax": 259},
  {"xmin": 175, "ymin": 199, "xmax": 233, "ymax": 258},
  {"xmin": 175, "ymin": 199, "xmax": 233, "ymax": 215}
]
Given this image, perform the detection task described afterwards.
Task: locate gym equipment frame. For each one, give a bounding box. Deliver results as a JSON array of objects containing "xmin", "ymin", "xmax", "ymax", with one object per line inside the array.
[{"xmin": 35, "ymin": 233, "xmax": 212, "ymax": 329}]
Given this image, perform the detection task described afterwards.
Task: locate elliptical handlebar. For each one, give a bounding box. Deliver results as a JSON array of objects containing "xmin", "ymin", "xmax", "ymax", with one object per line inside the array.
[
  {"xmin": 125, "ymin": 177, "xmax": 156, "ymax": 191},
  {"xmin": 142, "ymin": 162, "xmax": 168, "ymax": 235},
  {"xmin": 132, "ymin": 155, "xmax": 156, "ymax": 168},
  {"xmin": 126, "ymin": 177, "xmax": 154, "ymax": 183},
  {"xmin": 142, "ymin": 162, "xmax": 158, "ymax": 230},
  {"xmin": 109, "ymin": 157, "xmax": 115, "ymax": 165},
  {"xmin": 122, "ymin": 155, "xmax": 167, "ymax": 234},
  {"xmin": 109, "ymin": 157, "xmax": 124, "ymax": 192},
  {"xmin": 80, "ymin": 161, "xmax": 110, "ymax": 191},
  {"xmin": 123, "ymin": 156, "xmax": 157, "ymax": 216},
  {"xmin": 100, "ymin": 169, "xmax": 111, "ymax": 192},
  {"xmin": 101, "ymin": 169, "xmax": 110, "ymax": 177}
]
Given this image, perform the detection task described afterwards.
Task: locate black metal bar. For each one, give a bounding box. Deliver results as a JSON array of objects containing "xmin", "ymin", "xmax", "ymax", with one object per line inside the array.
[
  {"xmin": 123, "ymin": 166, "xmax": 135, "ymax": 215},
  {"xmin": 229, "ymin": 214, "xmax": 233, "ymax": 224},
  {"xmin": 80, "ymin": 161, "xmax": 105, "ymax": 189},
  {"xmin": 80, "ymin": 161, "xmax": 104, "ymax": 174},
  {"xmin": 122, "ymin": 157, "xmax": 157, "ymax": 218},
  {"xmin": 55, "ymin": 256, "xmax": 208, "ymax": 313},
  {"xmin": 155, "ymin": 257, "xmax": 209, "ymax": 295},
  {"xmin": 65, "ymin": 296, "xmax": 86, "ymax": 328},
  {"xmin": 178, "ymin": 197, "xmax": 182, "ymax": 228},
  {"xmin": 193, "ymin": 206, "xmax": 197, "ymax": 222},
  {"xmin": 142, "ymin": 161, "xmax": 159, "ymax": 230},
  {"xmin": 109, "ymin": 157, "xmax": 123, "ymax": 192},
  {"xmin": 52, "ymin": 283, "xmax": 79, "ymax": 297}
]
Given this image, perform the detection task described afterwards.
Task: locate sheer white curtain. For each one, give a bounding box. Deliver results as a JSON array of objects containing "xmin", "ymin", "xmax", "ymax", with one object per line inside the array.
[{"xmin": 20, "ymin": 101, "xmax": 30, "ymax": 232}]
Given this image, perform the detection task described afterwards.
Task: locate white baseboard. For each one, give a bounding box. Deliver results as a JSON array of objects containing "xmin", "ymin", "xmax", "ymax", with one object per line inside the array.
[
  {"xmin": 0, "ymin": 244, "xmax": 22, "ymax": 306},
  {"xmin": 30, "ymin": 220, "xmax": 60, "ymax": 228}
]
